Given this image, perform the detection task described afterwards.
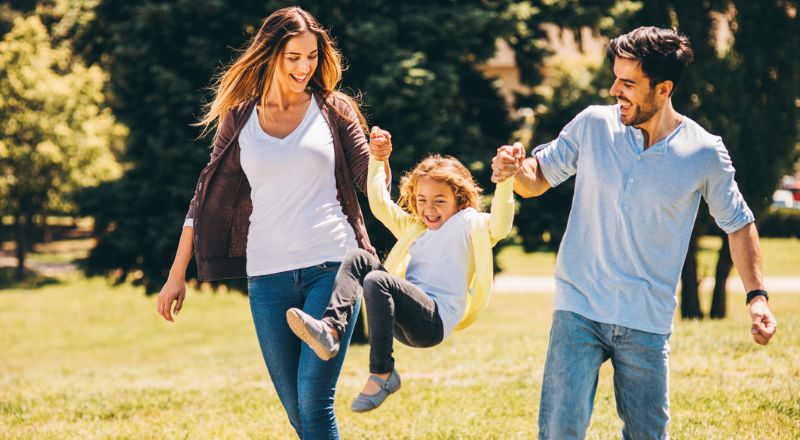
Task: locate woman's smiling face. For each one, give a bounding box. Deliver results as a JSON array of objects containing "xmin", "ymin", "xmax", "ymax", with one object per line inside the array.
[{"xmin": 274, "ymin": 31, "xmax": 319, "ymax": 94}]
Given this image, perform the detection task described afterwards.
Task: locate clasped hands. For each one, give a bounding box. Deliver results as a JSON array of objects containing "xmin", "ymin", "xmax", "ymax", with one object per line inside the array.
[
  {"xmin": 371, "ymin": 128, "xmax": 526, "ymax": 185},
  {"xmin": 370, "ymin": 126, "xmax": 392, "ymax": 161},
  {"xmin": 491, "ymin": 142, "xmax": 525, "ymax": 183}
]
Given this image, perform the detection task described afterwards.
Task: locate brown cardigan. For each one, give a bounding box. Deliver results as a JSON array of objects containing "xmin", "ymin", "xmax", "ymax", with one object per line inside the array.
[{"xmin": 186, "ymin": 92, "xmax": 376, "ymax": 281}]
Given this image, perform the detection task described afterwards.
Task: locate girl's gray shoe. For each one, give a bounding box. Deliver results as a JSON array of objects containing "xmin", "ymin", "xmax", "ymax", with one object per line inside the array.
[
  {"xmin": 351, "ymin": 369, "xmax": 401, "ymax": 413},
  {"xmin": 286, "ymin": 308, "xmax": 340, "ymax": 361}
]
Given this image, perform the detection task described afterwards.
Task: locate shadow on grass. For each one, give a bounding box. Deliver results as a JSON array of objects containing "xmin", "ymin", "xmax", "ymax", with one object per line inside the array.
[{"xmin": 0, "ymin": 267, "xmax": 60, "ymax": 290}]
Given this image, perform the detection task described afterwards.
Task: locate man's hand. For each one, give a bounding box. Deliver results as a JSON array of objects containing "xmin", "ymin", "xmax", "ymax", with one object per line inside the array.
[
  {"xmin": 748, "ymin": 297, "xmax": 777, "ymax": 345},
  {"xmin": 491, "ymin": 142, "xmax": 525, "ymax": 183},
  {"xmin": 369, "ymin": 126, "xmax": 392, "ymax": 161}
]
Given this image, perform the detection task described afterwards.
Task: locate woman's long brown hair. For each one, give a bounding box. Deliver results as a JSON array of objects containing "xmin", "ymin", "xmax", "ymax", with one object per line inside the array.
[{"xmin": 195, "ymin": 6, "xmax": 366, "ymax": 136}]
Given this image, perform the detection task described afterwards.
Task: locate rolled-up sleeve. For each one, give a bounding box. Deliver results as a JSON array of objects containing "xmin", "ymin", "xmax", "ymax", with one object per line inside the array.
[
  {"xmin": 533, "ymin": 110, "xmax": 587, "ymax": 187},
  {"xmin": 702, "ymin": 140, "xmax": 754, "ymax": 234}
]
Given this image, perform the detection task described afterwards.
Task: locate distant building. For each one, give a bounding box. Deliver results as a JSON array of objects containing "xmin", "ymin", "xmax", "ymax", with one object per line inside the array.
[{"xmin": 478, "ymin": 26, "xmax": 605, "ymax": 108}]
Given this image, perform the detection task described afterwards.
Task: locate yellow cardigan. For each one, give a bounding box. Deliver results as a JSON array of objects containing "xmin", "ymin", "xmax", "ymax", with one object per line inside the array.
[{"xmin": 367, "ymin": 158, "xmax": 515, "ymax": 331}]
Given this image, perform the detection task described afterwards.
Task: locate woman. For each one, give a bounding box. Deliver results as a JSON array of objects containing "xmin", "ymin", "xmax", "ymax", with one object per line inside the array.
[{"xmin": 156, "ymin": 7, "xmax": 391, "ymax": 438}]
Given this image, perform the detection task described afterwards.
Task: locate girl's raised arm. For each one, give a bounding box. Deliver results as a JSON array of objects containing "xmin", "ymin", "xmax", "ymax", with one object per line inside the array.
[{"xmin": 366, "ymin": 129, "xmax": 415, "ymax": 238}]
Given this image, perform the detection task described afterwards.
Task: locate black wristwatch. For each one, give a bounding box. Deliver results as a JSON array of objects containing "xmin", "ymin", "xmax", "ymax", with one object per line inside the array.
[{"xmin": 746, "ymin": 289, "xmax": 769, "ymax": 306}]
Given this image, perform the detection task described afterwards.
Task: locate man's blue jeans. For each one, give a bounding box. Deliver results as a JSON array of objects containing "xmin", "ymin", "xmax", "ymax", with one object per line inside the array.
[
  {"xmin": 538, "ymin": 310, "xmax": 671, "ymax": 440},
  {"xmin": 248, "ymin": 262, "xmax": 360, "ymax": 440}
]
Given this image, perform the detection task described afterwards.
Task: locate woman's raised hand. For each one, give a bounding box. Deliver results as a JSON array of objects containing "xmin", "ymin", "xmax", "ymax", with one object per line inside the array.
[{"xmin": 369, "ymin": 126, "xmax": 393, "ymax": 161}]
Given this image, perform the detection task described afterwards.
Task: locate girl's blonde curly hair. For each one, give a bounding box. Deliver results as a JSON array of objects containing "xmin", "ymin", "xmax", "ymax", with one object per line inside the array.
[{"xmin": 398, "ymin": 154, "xmax": 483, "ymax": 217}]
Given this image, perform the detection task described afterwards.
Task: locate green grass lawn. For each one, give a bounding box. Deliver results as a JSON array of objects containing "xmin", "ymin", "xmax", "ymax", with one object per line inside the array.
[
  {"xmin": 1, "ymin": 277, "xmax": 798, "ymax": 438},
  {"xmin": 498, "ymin": 236, "xmax": 800, "ymax": 277}
]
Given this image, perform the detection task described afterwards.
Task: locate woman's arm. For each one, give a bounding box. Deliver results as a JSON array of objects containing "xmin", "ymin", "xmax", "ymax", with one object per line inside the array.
[
  {"xmin": 166, "ymin": 107, "xmax": 240, "ymax": 321},
  {"xmin": 157, "ymin": 225, "xmax": 194, "ymax": 322}
]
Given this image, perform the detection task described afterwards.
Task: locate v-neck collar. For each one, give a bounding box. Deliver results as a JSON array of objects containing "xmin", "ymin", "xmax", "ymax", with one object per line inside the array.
[{"xmin": 254, "ymin": 94, "xmax": 317, "ymax": 143}]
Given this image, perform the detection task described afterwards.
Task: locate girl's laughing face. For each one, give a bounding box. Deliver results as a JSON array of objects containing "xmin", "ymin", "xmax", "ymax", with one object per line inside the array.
[{"xmin": 415, "ymin": 177, "xmax": 461, "ymax": 230}]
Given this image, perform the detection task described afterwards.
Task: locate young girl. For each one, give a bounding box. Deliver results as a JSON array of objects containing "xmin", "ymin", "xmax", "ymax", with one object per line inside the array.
[{"xmin": 286, "ymin": 130, "xmax": 516, "ymax": 412}]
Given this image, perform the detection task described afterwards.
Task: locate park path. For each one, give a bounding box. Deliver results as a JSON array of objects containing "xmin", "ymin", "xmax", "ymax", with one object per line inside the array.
[
  {"xmin": 0, "ymin": 254, "xmax": 78, "ymax": 277},
  {"xmin": 2, "ymin": 250, "xmax": 797, "ymax": 293},
  {"xmin": 493, "ymin": 274, "xmax": 800, "ymax": 293}
]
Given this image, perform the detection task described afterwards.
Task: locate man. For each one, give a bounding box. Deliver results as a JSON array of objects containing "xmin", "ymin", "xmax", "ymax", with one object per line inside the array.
[{"xmin": 491, "ymin": 27, "xmax": 777, "ymax": 439}]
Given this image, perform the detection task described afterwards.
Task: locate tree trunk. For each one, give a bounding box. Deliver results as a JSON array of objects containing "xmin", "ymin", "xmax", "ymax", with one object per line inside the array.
[
  {"xmin": 43, "ymin": 215, "xmax": 53, "ymax": 243},
  {"xmin": 14, "ymin": 213, "xmax": 27, "ymax": 280},
  {"xmin": 710, "ymin": 237, "xmax": 733, "ymax": 319},
  {"xmin": 25, "ymin": 213, "xmax": 35, "ymax": 251},
  {"xmin": 680, "ymin": 231, "xmax": 704, "ymax": 319}
]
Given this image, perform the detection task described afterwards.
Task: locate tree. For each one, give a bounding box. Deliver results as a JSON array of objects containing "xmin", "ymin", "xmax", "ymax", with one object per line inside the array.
[
  {"xmin": 0, "ymin": 1, "xmax": 36, "ymax": 37},
  {"xmin": 623, "ymin": 1, "xmax": 799, "ymax": 319},
  {"xmin": 513, "ymin": 2, "xmax": 634, "ymax": 253},
  {"xmin": 704, "ymin": 0, "xmax": 799, "ymax": 317},
  {"xmin": 632, "ymin": 0, "xmax": 730, "ymax": 319},
  {"xmin": 0, "ymin": 14, "xmax": 123, "ymax": 280}
]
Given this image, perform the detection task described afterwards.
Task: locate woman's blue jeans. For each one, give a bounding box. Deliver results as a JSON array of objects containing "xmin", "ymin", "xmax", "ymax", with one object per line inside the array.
[{"xmin": 248, "ymin": 262, "xmax": 360, "ymax": 440}]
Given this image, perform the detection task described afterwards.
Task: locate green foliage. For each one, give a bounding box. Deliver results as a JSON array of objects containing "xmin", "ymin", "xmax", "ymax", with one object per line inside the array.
[
  {"xmin": 74, "ymin": 0, "xmax": 579, "ymax": 292},
  {"xmin": 0, "ymin": 13, "xmax": 124, "ymax": 277},
  {"xmin": 517, "ymin": 65, "xmax": 615, "ymax": 250},
  {"xmin": 0, "ymin": 1, "xmax": 35, "ymax": 37},
  {"xmin": 760, "ymin": 209, "xmax": 800, "ymax": 238},
  {"xmin": 510, "ymin": 1, "xmax": 633, "ymax": 250},
  {"xmin": 74, "ymin": 1, "xmax": 274, "ymax": 290},
  {"xmin": 515, "ymin": 1, "xmax": 800, "ymax": 254},
  {"xmin": 73, "ymin": 0, "xmax": 798, "ymax": 294},
  {"xmin": 0, "ymin": 15, "xmax": 122, "ymax": 214}
]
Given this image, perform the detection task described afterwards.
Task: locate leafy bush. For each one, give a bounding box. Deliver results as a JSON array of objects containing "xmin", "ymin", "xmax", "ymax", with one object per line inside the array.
[{"xmin": 760, "ymin": 208, "xmax": 800, "ymax": 238}]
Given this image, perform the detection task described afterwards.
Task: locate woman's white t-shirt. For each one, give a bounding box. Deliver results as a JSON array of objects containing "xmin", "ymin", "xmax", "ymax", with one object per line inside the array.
[{"xmin": 238, "ymin": 96, "xmax": 357, "ymax": 276}]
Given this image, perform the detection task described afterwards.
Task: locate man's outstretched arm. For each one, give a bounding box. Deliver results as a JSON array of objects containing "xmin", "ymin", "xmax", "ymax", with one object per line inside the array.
[{"xmin": 729, "ymin": 222, "xmax": 777, "ymax": 345}]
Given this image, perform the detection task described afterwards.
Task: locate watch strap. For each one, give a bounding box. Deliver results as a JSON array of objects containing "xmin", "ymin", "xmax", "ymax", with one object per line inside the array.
[{"xmin": 746, "ymin": 289, "xmax": 769, "ymax": 306}]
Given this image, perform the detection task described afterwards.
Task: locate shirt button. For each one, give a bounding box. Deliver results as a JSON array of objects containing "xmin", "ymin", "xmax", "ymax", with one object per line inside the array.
[
  {"xmin": 637, "ymin": 157, "xmax": 642, "ymax": 161},
  {"xmin": 629, "ymin": 178, "xmax": 634, "ymax": 183}
]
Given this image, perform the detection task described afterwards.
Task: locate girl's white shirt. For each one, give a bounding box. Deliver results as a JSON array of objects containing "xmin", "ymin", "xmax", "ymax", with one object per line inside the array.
[
  {"xmin": 405, "ymin": 208, "xmax": 476, "ymax": 337},
  {"xmin": 238, "ymin": 96, "xmax": 357, "ymax": 276}
]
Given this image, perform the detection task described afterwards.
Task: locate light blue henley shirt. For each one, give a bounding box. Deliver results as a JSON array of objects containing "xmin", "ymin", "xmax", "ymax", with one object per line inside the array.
[{"xmin": 534, "ymin": 104, "xmax": 754, "ymax": 334}]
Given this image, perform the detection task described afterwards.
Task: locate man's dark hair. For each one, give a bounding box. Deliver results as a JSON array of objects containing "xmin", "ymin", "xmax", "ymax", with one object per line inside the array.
[{"xmin": 607, "ymin": 26, "xmax": 694, "ymax": 95}]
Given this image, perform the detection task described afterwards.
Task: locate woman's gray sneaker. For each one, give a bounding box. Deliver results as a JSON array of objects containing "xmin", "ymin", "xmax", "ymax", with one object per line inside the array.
[
  {"xmin": 351, "ymin": 369, "xmax": 401, "ymax": 413},
  {"xmin": 286, "ymin": 308, "xmax": 340, "ymax": 361}
]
